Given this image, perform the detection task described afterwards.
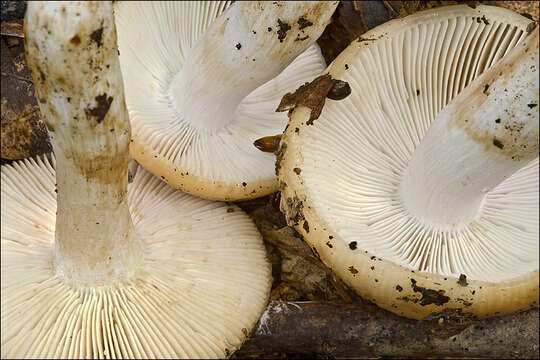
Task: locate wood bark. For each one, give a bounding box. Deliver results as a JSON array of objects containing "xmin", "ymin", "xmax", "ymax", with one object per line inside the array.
[{"xmin": 236, "ymin": 301, "xmax": 539, "ymax": 359}]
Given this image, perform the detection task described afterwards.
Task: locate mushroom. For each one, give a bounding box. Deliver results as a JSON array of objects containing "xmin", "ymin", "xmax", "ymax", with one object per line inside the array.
[
  {"xmin": 1, "ymin": 2, "xmax": 271, "ymax": 358},
  {"xmin": 278, "ymin": 5, "xmax": 539, "ymax": 319},
  {"xmin": 114, "ymin": 1, "xmax": 338, "ymax": 201}
]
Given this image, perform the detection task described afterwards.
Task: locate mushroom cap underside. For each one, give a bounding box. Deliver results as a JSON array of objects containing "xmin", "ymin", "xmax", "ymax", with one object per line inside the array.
[
  {"xmin": 114, "ymin": 1, "xmax": 328, "ymax": 201},
  {"xmin": 278, "ymin": 5, "xmax": 539, "ymax": 319},
  {"xmin": 1, "ymin": 155, "xmax": 272, "ymax": 358}
]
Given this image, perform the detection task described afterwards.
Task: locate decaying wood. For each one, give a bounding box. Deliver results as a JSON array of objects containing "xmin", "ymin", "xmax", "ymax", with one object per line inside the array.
[
  {"xmin": 0, "ymin": 19, "xmax": 23, "ymax": 38},
  {"xmin": 317, "ymin": 1, "xmax": 539, "ymax": 64},
  {"xmin": 237, "ymin": 194, "xmax": 360, "ymax": 303},
  {"xmin": 236, "ymin": 301, "xmax": 539, "ymax": 359},
  {"xmin": 1, "ymin": 36, "xmax": 51, "ymax": 160}
]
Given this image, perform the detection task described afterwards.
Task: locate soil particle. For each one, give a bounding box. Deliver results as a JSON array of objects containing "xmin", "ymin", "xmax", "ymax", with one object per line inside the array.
[
  {"xmin": 348, "ymin": 266, "xmax": 358, "ymax": 275},
  {"xmin": 410, "ymin": 279, "xmax": 450, "ymax": 306},
  {"xmin": 492, "ymin": 138, "xmax": 504, "ymax": 149},
  {"xmin": 293, "ymin": 167, "xmax": 301, "ymax": 175},
  {"xmin": 277, "ymin": 19, "xmax": 291, "ymax": 42},
  {"xmin": 235, "ymin": 42, "xmax": 242, "ymax": 50},
  {"xmin": 396, "ymin": 285, "xmax": 403, "ymax": 292},
  {"xmin": 275, "ymin": 141, "xmax": 287, "ymax": 175},
  {"xmin": 348, "ymin": 241, "xmax": 357, "ymax": 250},
  {"xmin": 282, "ymin": 195, "xmax": 305, "ymax": 227},
  {"xmin": 327, "ymin": 79, "xmax": 351, "ymax": 100},
  {"xmin": 85, "ymin": 93, "xmax": 113, "ymax": 123},
  {"xmin": 90, "ymin": 27, "xmax": 104, "ymax": 47},
  {"xmin": 303, "ymin": 221, "xmax": 310, "ymax": 233},
  {"xmin": 297, "ymin": 17, "xmax": 313, "ymax": 30},
  {"xmin": 457, "ymin": 274, "xmax": 469, "ymax": 287}
]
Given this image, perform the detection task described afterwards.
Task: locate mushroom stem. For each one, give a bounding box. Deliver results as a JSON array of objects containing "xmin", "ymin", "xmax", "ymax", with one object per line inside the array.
[
  {"xmin": 170, "ymin": 1, "xmax": 337, "ymax": 131},
  {"xmin": 400, "ymin": 28, "xmax": 539, "ymax": 229},
  {"xmin": 25, "ymin": 1, "xmax": 141, "ymax": 285}
]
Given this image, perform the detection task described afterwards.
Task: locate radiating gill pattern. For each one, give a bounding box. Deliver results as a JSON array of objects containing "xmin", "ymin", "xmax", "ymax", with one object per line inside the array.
[
  {"xmin": 115, "ymin": 2, "xmax": 326, "ymax": 184},
  {"xmin": 1, "ymin": 156, "xmax": 271, "ymax": 358},
  {"xmin": 299, "ymin": 14, "xmax": 538, "ymax": 282}
]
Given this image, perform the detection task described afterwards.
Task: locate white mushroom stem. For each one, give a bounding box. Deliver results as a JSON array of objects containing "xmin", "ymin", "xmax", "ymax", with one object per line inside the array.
[
  {"xmin": 400, "ymin": 28, "xmax": 539, "ymax": 230},
  {"xmin": 172, "ymin": 1, "xmax": 337, "ymax": 131},
  {"xmin": 25, "ymin": 1, "xmax": 141, "ymax": 285}
]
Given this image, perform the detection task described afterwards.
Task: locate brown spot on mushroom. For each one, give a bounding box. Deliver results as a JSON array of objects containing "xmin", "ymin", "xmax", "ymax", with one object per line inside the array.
[
  {"xmin": 70, "ymin": 35, "xmax": 81, "ymax": 45},
  {"xmin": 293, "ymin": 167, "xmax": 301, "ymax": 175},
  {"xmin": 396, "ymin": 285, "xmax": 403, "ymax": 292},
  {"xmin": 457, "ymin": 274, "xmax": 468, "ymax": 287},
  {"xmin": 456, "ymin": 298, "xmax": 473, "ymax": 306},
  {"xmin": 303, "ymin": 220, "xmax": 310, "ymax": 233},
  {"xmin": 348, "ymin": 266, "xmax": 358, "ymax": 275}
]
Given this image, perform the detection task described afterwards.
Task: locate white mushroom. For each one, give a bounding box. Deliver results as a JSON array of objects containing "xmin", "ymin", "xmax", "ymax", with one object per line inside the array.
[
  {"xmin": 114, "ymin": 1, "xmax": 338, "ymax": 201},
  {"xmin": 278, "ymin": 5, "xmax": 539, "ymax": 319},
  {"xmin": 1, "ymin": 2, "xmax": 271, "ymax": 358}
]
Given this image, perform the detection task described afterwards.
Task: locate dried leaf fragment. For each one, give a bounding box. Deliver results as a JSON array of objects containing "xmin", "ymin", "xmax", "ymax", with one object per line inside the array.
[{"xmin": 276, "ymin": 74, "xmax": 351, "ymax": 125}]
